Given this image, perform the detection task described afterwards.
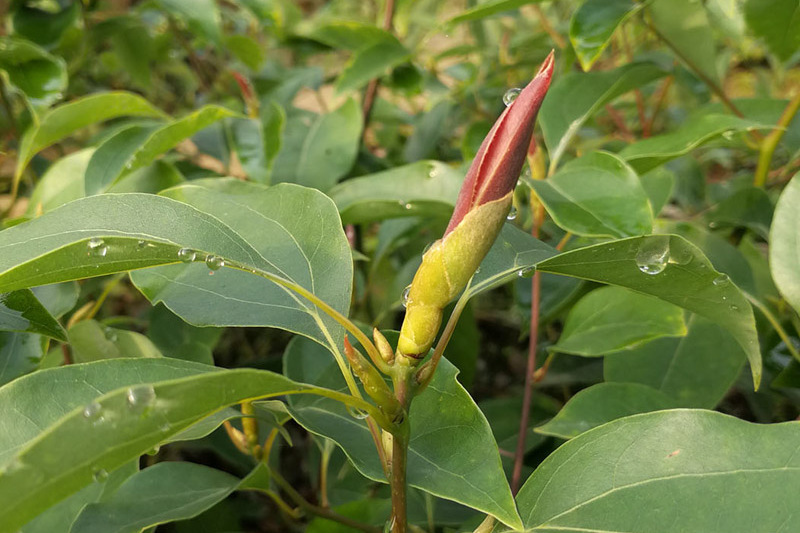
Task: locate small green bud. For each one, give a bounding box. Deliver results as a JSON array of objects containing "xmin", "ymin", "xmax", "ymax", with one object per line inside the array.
[
  {"xmin": 344, "ymin": 336, "xmax": 402, "ymax": 418},
  {"xmin": 373, "ymin": 328, "xmax": 395, "ymax": 365}
]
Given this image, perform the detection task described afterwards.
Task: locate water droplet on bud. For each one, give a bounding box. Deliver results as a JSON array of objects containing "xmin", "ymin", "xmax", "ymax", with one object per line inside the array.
[
  {"xmin": 177, "ymin": 248, "xmax": 196, "ymax": 262},
  {"xmin": 401, "ymin": 286, "xmax": 412, "ymax": 308},
  {"xmin": 503, "ymin": 88, "xmax": 522, "ymax": 106},
  {"xmin": 506, "ymin": 207, "xmax": 518, "ymax": 221},
  {"xmin": 87, "ymin": 238, "xmax": 108, "ymax": 257}
]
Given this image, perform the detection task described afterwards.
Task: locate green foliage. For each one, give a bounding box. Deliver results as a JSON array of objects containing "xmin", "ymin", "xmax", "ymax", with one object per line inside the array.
[{"xmin": 1, "ymin": 0, "xmax": 799, "ymax": 532}]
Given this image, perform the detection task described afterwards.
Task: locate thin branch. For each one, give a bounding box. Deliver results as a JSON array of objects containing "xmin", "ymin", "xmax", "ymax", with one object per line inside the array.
[
  {"xmin": 754, "ymin": 92, "xmax": 800, "ymax": 187},
  {"xmin": 362, "ymin": 0, "xmax": 396, "ymax": 127}
]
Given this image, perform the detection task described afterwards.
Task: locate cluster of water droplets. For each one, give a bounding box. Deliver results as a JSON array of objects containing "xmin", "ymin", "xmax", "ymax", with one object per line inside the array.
[{"xmin": 177, "ymin": 248, "xmax": 226, "ymax": 274}]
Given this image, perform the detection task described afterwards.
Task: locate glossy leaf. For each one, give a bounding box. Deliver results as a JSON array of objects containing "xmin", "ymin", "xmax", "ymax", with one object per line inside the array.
[
  {"xmin": 569, "ymin": 0, "xmax": 647, "ymax": 70},
  {"xmin": 329, "ymin": 161, "xmax": 463, "ymax": 224},
  {"xmin": 0, "ymin": 37, "xmax": 67, "ymax": 108},
  {"xmin": 536, "ymin": 235, "xmax": 762, "ymax": 387},
  {"xmin": 553, "ymin": 286, "xmax": 686, "ymax": 357},
  {"xmin": 620, "ymin": 114, "xmax": 763, "ymax": 173},
  {"xmin": 649, "ymin": 0, "xmax": 719, "ymax": 83},
  {"xmin": 336, "ymin": 38, "xmax": 410, "ymax": 93},
  {"xmin": 0, "ymin": 289, "xmax": 66, "ymax": 341},
  {"xmin": 540, "ymin": 62, "xmax": 666, "ymax": 169},
  {"xmin": 770, "ymin": 173, "xmax": 800, "ymax": 314},
  {"xmin": 536, "ymin": 383, "xmax": 677, "ymax": 439},
  {"xmin": 605, "ymin": 315, "xmax": 746, "ymax": 408},
  {"xmin": 517, "ymin": 410, "xmax": 800, "ymax": 531},
  {"xmin": 69, "ymin": 462, "xmax": 240, "ymax": 533},
  {"xmin": 271, "ymin": 100, "xmax": 362, "ymax": 191},
  {"xmin": 744, "ymin": 0, "xmax": 800, "ymax": 61},
  {"xmin": 0, "ymin": 359, "xmax": 322, "ymax": 533},
  {"xmin": 130, "ymin": 179, "xmax": 352, "ymax": 347},
  {"xmin": 15, "ymin": 92, "xmax": 167, "ymax": 186},
  {"xmin": 284, "ymin": 337, "xmax": 522, "ymax": 530},
  {"xmin": 531, "ymin": 151, "xmax": 653, "ymax": 238},
  {"xmin": 84, "ymin": 123, "xmax": 162, "ymax": 195}
]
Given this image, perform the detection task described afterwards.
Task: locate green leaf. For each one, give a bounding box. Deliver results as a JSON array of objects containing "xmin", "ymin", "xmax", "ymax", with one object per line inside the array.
[
  {"xmin": 0, "ymin": 37, "xmax": 67, "ymax": 108},
  {"xmin": 11, "ymin": 2, "xmax": 80, "ymax": 48},
  {"xmin": 15, "ymin": 92, "xmax": 167, "ymax": 187},
  {"xmin": 147, "ymin": 304, "xmax": 221, "ymax": 365},
  {"xmin": 0, "ymin": 359, "xmax": 322, "ymax": 533},
  {"xmin": 230, "ymin": 118, "xmax": 268, "ymax": 184},
  {"xmin": 704, "ymin": 187, "xmax": 773, "ymax": 239},
  {"xmin": 536, "ymin": 235, "xmax": 762, "ymax": 387},
  {"xmin": 604, "ymin": 314, "xmax": 746, "ymax": 408},
  {"xmin": 770, "ymin": 173, "xmax": 800, "ymax": 314},
  {"xmin": 336, "ymin": 38, "xmax": 410, "ymax": 93},
  {"xmin": 155, "ymin": 0, "xmax": 221, "ymax": 43},
  {"xmin": 223, "ymin": 34, "xmax": 264, "ymax": 70},
  {"xmin": 649, "ymin": 0, "xmax": 720, "ymax": 83},
  {"xmin": 552, "ymin": 286, "xmax": 686, "ymax": 357},
  {"xmin": 447, "ymin": 0, "xmax": 546, "ymax": 24},
  {"xmin": 130, "ymin": 179, "xmax": 352, "ymax": 347},
  {"xmin": 531, "ymin": 151, "xmax": 654, "ymax": 238},
  {"xmin": 0, "ymin": 289, "xmax": 67, "ymax": 341},
  {"xmin": 467, "ymin": 224, "xmax": 557, "ymax": 298},
  {"xmin": 640, "ymin": 166, "xmax": 675, "ymax": 216},
  {"xmin": 283, "ymin": 337, "xmax": 522, "ymax": 530},
  {"xmin": 329, "ymin": 161, "xmax": 463, "ymax": 224},
  {"xmin": 744, "ymin": 0, "xmax": 800, "ymax": 61},
  {"xmin": 0, "ymin": 332, "xmax": 44, "ymax": 387},
  {"xmin": 540, "ymin": 62, "xmax": 666, "ymax": 169},
  {"xmin": 68, "ymin": 320, "xmax": 162, "ymax": 363},
  {"xmin": 517, "ymin": 410, "xmax": 800, "ymax": 531},
  {"xmin": 307, "ymin": 22, "xmax": 394, "ymax": 51},
  {"xmin": 271, "ymin": 100, "xmax": 363, "ymax": 191},
  {"xmin": 619, "ymin": 114, "xmax": 763, "ymax": 173},
  {"xmin": 69, "ymin": 462, "xmax": 241, "ymax": 533},
  {"xmin": 569, "ymin": 0, "xmax": 648, "ymax": 70},
  {"xmin": 535, "ymin": 383, "xmax": 677, "ymax": 439},
  {"xmin": 84, "ymin": 123, "xmax": 163, "ymax": 196}
]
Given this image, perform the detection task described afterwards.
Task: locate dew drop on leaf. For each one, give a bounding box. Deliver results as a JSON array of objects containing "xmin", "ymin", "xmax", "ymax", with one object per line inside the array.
[
  {"xmin": 92, "ymin": 468, "xmax": 109, "ymax": 482},
  {"xmin": 713, "ymin": 274, "xmax": 730, "ymax": 286},
  {"xmin": 126, "ymin": 385, "xmax": 156, "ymax": 414},
  {"xmin": 636, "ymin": 237, "xmax": 670, "ymax": 275},
  {"xmin": 503, "ymin": 88, "xmax": 522, "ymax": 106},
  {"xmin": 87, "ymin": 238, "xmax": 108, "ymax": 257},
  {"xmin": 518, "ymin": 266, "xmax": 534, "ymax": 277},
  {"xmin": 82, "ymin": 402, "xmax": 104, "ymax": 425},
  {"xmin": 506, "ymin": 206, "xmax": 518, "ymax": 220},
  {"xmin": 177, "ymin": 248, "xmax": 197, "ymax": 263},
  {"xmin": 205, "ymin": 254, "xmax": 225, "ymax": 271}
]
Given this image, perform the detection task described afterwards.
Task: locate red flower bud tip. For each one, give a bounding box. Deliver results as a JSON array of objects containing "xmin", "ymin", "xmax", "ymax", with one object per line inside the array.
[{"xmin": 445, "ymin": 51, "xmax": 554, "ymax": 236}]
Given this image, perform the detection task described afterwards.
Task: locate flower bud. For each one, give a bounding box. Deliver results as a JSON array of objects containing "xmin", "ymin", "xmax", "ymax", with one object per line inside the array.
[
  {"xmin": 397, "ymin": 52, "xmax": 554, "ymax": 360},
  {"xmin": 344, "ymin": 336, "xmax": 402, "ymax": 417},
  {"xmin": 373, "ymin": 328, "xmax": 395, "ymax": 365}
]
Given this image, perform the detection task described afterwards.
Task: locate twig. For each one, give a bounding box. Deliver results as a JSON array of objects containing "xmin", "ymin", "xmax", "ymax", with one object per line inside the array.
[
  {"xmin": 361, "ymin": 0, "xmax": 396, "ymax": 127},
  {"xmin": 531, "ymin": 5, "xmax": 566, "ymax": 49},
  {"xmin": 643, "ymin": 76, "xmax": 673, "ymax": 137},
  {"xmin": 753, "ymin": 92, "xmax": 800, "ymax": 187},
  {"xmin": 604, "ymin": 104, "xmax": 634, "ymax": 142}
]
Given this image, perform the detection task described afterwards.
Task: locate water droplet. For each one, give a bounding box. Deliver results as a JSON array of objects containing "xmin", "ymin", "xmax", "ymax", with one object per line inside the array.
[
  {"xmin": 428, "ymin": 168, "xmax": 438, "ymax": 179},
  {"xmin": 124, "ymin": 161, "xmax": 133, "ymax": 169},
  {"xmin": 713, "ymin": 274, "xmax": 730, "ymax": 286},
  {"xmin": 87, "ymin": 238, "xmax": 108, "ymax": 257},
  {"xmin": 401, "ymin": 285, "xmax": 412, "ymax": 308},
  {"xmin": 104, "ymin": 327, "xmax": 118, "ymax": 343},
  {"xmin": 159, "ymin": 422, "xmax": 172, "ymax": 433},
  {"xmin": 346, "ymin": 405, "xmax": 369, "ymax": 420},
  {"xmin": 404, "ymin": 203, "xmax": 413, "ymax": 210},
  {"xmin": 668, "ymin": 248, "xmax": 693, "ymax": 266},
  {"xmin": 507, "ymin": 207, "xmax": 518, "ymax": 221},
  {"xmin": 126, "ymin": 385, "xmax": 156, "ymax": 415},
  {"xmin": 82, "ymin": 402, "xmax": 104, "ymax": 425},
  {"xmin": 177, "ymin": 248, "xmax": 197, "ymax": 263},
  {"xmin": 92, "ymin": 468, "xmax": 109, "ymax": 482},
  {"xmin": 137, "ymin": 240, "xmax": 148, "ymax": 249},
  {"xmin": 503, "ymin": 88, "xmax": 522, "ymax": 106},
  {"xmin": 518, "ymin": 266, "xmax": 535, "ymax": 278},
  {"xmin": 730, "ymin": 304, "xmax": 740, "ymax": 311},
  {"xmin": 722, "ymin": 130, "xmax": 735, "ymax": 140},
  {"xmin": 635, "ymin": 237, "xmax": 670, "ymax": 275},
  {"xmin": 205, "ymin": 255, "xmax": 225, "ymax": 271}
]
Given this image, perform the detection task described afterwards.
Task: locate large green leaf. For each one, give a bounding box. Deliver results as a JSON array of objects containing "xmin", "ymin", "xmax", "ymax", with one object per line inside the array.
[
  {"xmin": 68, "ymin": 320, "xmax": 162, "ymax": 363},
  {"xmin": 540, "ymin": 62, "xmax": 666, "ymax": 169},
  {"xmin": 0, "ymin": 182, "xmax": 352, "ymax": 349},
  {"xmin": 283, "ymin": 337, "xmax": 522, "ymax": 530},
  {"xmin": 770, "ymin": 174, "xmax": 800, "ymax": 314},
  {"xmin": 569, "ymin": 0, "xmax": 648, "ymax": 70},
  {"xmin": 84, "ymin": 105, "xmax": 235, "ymax": 194},
  {"xmin": 130, "ymin": 179, "xmax": 352, "ymax": 347},
  {"xmin": 69, "ymin": 462, "xmax": 241, "ymax": 533},
  {"xmin": 604, "ymin": 314, "xmax": 746, "ymax": 408},
  {"xmin": 0, "ymin": 289, "xmax": 66, "ymax": 341},
  {"xmin": 517, "ymin": 410, "xmax": 800, "ymax": 531},
  {"xmin": 447, "ymin": 0, "xmax": 546, "ymax": 24},
  {"xmin": 329, "ymin": 161, "xmax": 463, "ymax": 224},
  {"xmin": 0, "ymin": 359, "xmax": 342, "ymax": 533},
  {"xmin": 648, "ymin": 0, "xmax": 720, "ymax": 84},
  {"xmin": 271, "ymin": 100, "xmax": 362, "ymax": 191},
  {"xmin": 552, "ymin": 286, "xmax": 686, "ymax": 357},
  {"xmin": 336, "ymin": 38, "xmax": 410, "ymax": 93},
  {"xmin": 0, "ymin": 332, "xmax": 44, "ymax": 387},
  {"xmin": 619, "ymin": 114, "xmax": 763, "ymax": 173},
  {"xmin": 15, "ymin": 92, "xmax": 167, "ymax": 187},
  {"xmin": 535, "ymin": 383, "xmax": 677, "ymax": 439},
  {"xmin": 0, "ymin": 37, "xmax": 67, "ymax": 108},
  {"xmin": 536, "ymin": 235, "xmax": 761, "ymax": 387},
  {"xmin": 744, "ymin": 0, "xmax": 800, "ymax": 61},
  {"xmin": 531, "ymin": 151, "xmax": 653, "ymax": 238}
]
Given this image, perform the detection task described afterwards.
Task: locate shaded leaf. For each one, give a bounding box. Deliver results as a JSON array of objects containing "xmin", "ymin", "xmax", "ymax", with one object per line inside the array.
[
  {"xmin": 570, "ymin": 0, "xmax": 648, "ymax": 70},
  {"xmin": 0, "ymin": 37, "xmax": 67, "ymax": 108},
  {"xmin": 447, "ymin": 0, "xmax": 546, "ymax": 24},
  {"xmin": 770, "ymin": 173, "xmax": 800, "ymax": 314},
  {"xmin": 0, "ymin": 289, "xmax": 66, "ymax": 341},
  {"xmin": 336, "ymin": 38, "xmax": 410, "ymax": 93},
  {"xmin": 744, "ymin": 0, "xmax": 800, "ymax": 61},
  {"xmin": 649, "ymin": 0, "xmax": 720, "ymax": 83}
]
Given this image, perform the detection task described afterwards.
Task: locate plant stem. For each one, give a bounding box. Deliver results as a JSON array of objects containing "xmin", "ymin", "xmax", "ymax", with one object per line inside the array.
[
  {"xmin": 511, "ymin": 201, "xmax": 545, "ymax": 494},
  {"xmin": 753, "ymin": 92, "xmax": 800, "ymax": 187},
  {"xmin": 390, "ymin": 369, "xmax": 411, "ymax": 533},
  {"xmin": 319, "ymin": 439, "xmax": 334, "ymax": 508},
  {"xmin": 473, "ymin": 515, "xmax": 496, "ymax": 533},
  {"xmin": 362, "ymin": 0, "xmax": 396, "ymax": 127},
  {"xmin": 271, "ymin": 469, "xmax": 382, "ymax": 533}
]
